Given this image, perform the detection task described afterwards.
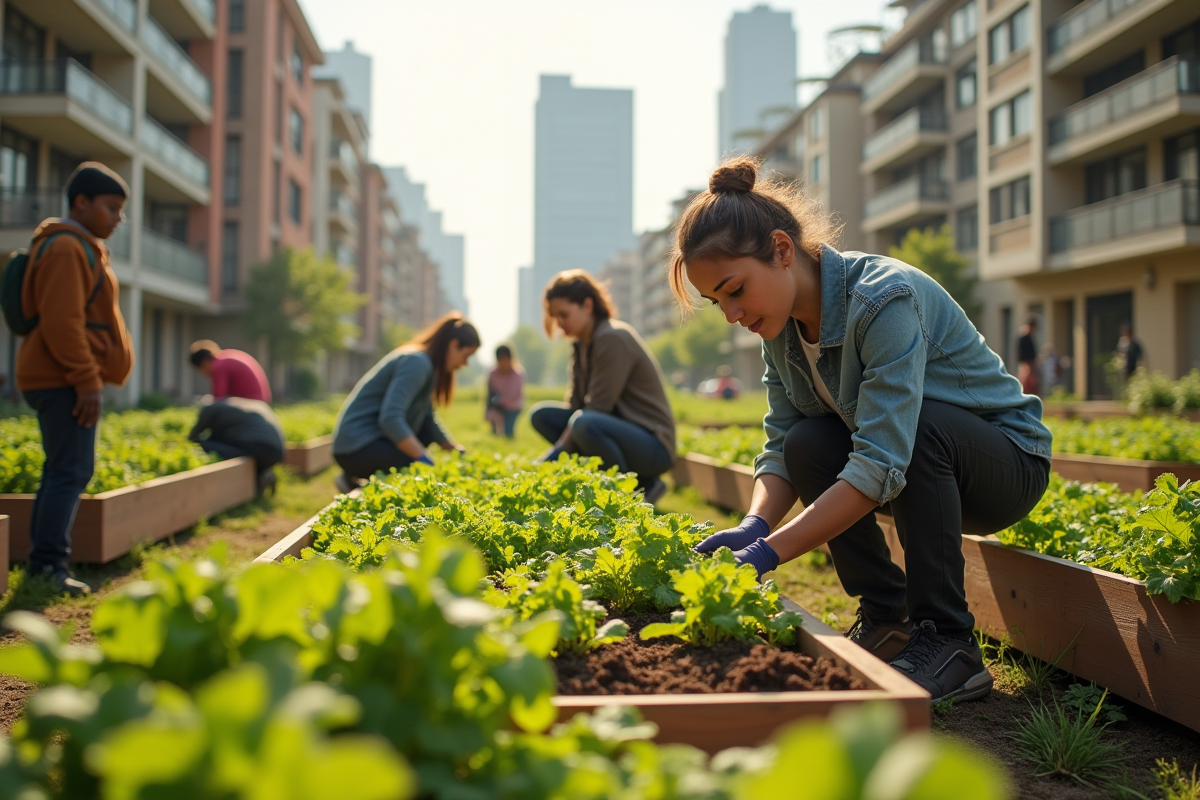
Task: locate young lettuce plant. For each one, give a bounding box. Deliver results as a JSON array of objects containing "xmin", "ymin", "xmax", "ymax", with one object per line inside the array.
[
  {"xmin": 488, "ymin": 560, "xmax": 628, "ymax": 656},
  {"xmin": 640, "ymin": 548, "xmax": 802, "ymax": 647}
]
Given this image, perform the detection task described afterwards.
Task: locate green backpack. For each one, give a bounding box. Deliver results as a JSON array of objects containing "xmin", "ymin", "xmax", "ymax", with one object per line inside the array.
[{"xmin": 1, "ymin": 231, "xmax": 99, "ymax": 336}]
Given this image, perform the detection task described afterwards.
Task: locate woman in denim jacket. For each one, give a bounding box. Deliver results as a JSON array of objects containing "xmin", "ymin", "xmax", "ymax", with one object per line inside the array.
[{"xmin": 675, "ymin": 160, "xmax": 1052, "ymax": 704}]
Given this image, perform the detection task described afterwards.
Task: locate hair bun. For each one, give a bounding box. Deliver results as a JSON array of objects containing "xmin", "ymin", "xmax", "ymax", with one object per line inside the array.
[{"xmin": 709, "ymin": 159, "xmax": 757, "ymax": 194}]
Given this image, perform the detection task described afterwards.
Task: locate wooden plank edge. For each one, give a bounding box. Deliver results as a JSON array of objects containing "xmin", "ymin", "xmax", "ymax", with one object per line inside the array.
[
  {"xmin": 87, "ymin": 457, "xmax": 255, "ymax": 500},
  {"xmin": 0, "ymin": 516, "xmax": 8, "ymax": 596},
  {"xmin": 255, "ymin": 514, "xmax": 319, "ymax": 564}
]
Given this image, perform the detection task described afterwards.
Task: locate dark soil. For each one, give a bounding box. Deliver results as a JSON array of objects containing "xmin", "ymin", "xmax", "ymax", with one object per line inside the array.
[{"xmin": 553, "ymin": 613, "xmax": 866, "ymax": 695}]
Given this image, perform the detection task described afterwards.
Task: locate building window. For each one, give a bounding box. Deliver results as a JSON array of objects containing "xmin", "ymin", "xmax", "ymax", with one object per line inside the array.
[
  {"xmin": 288, "ymin": 178, "xmax": 302, "ymax": 224},
  {"xmin": 988, "ymin": 5, "xmax": 1030, "ymax": 64},
  {"xmin": 956, "ymin": 205, "xmax": 979, "ymax": 250},
  {"xmin": 950, "ymin": 0, "xmax": 977, "ymax": 48},
  {"xmin": 1084, "ymin": 148, "xmax": 1147, "ymax": 204},
  {"xmin": 228, "ymin": 0, "xmax": 244, "ymax": 32},
  {"xmin": 1165, "ymin": 129, "xmax": 1200, "ymax": 181},
  {"xmin": 1083, "ymin": 51, "xmax": 1144, "ymax": 98},
  {"xmin": 274, "ymin": 78, "xmax": 283, "ymax": 144},
  {"xmin": 988, "ymin": 90, "xmax": 1031, "ymax": 147},
  {"xmin": 291, "ymin": 44, "xmax": 304, "ymax": 85},
  {"xmin": 956, "ymin": 59, "xmax": 976, "ymax": 108},
  {"xmin": 956, "ymin": 133, "xmax": 977, "ymax": 181},
  {"xmin": 288, "ymin": 107, "xmax": 303, "ymax": 154},
  {"xmin": 223, "ymin": 135, "xmax": 241, "ymax": 206},
  {"xmin": 989, "ymin": 175, "xmax": 1031, "ymax": 224},
  {"xmin": 0, "ymin": 126, "xmax": 37, "ymax": 191},
  {"xmin": 3, "ymin": 5, "xmax": 45, "ymax": 62},
  {"xmin": 808, "ymin": 108, "xmax": 823, "ymax": 141},
  {"xmin": 221, "ymin": 221, "xmax": 239, "ymax": 293},
  {"xmin": 810, "ymin": 154, "xmax": 823, "ymax": 184},
  {"xmin": 47, "ymin": 147, "xmax": 80, "ymax": 189},
  {"xmin": 226, "ymin": 50, "xmax": 243, "ymax": 119}
]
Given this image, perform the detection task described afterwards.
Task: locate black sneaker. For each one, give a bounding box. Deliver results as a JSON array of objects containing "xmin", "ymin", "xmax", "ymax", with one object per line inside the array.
[
  {"xmin": 845, "ymin": 608, "xmax": 910, "ymax": 662},
  {"xmin": 642, "ymin": 478, "xmax": 668, "ymax": 506},
  {"xmin": 334, "ymin": 472, "xmax": 362, "ymax": 495},
  {"xmin": 30, "ymin": 566, "xmax": 91, "ymax": 597},
  {"xmin": 890, "ymin": 620, "xmax": 993, "ymax": 703},
  {"xmin": 257, "ymin": 469, "xmax": 278, "ymax": 497}
]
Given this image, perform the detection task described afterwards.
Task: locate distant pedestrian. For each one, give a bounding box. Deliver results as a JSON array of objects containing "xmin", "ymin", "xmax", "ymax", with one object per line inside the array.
[
  {"xmin": 332, "ymin": 313, "xmax": 479, "ymax": 494},
  {"xmin": 485, "ymin": 344, "xmax": 525, "ymax": 438},
  {"xmin": 12, "ymin": 162, "xmax": 134, "ymax": 595},
  {"xmin": 1016, "ymin": 316, "xmax": 1040, "ymax": 396},
  {"xmin": 529, "ymin": 270, "xmax": 676, "ymax": 505},
  {"xmin": 188, "ymin": 340, "xmax": 272, "ymax": 403},
  {"xmin": 1116, "ymin": 323, "xmax": 1143, "ymax": 378},
  {"xmin": 188, "ymin": 397, "xmax": 285, "ymax": 496}
]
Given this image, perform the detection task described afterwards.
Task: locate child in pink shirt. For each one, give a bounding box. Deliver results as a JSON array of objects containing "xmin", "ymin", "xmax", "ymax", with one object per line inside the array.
[{"xmin": 485, "ymin": 345, "xmax": 525, "ymax": 438}]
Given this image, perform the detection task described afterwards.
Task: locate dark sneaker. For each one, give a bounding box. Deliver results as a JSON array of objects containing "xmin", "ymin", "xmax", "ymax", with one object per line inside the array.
[
  {"xmin": 642, "ymin": 478, "xmax": 668, "ymax": 506},
  {"xmin": 890, "ymin": 620, "xmax": 993, "ymax": 703},
  {"xmin": 257, "ymin": 469, "xmax": 278, "ymax": 497},
  {"xmin": 32, "ymin": 567, "xmax": 91, "ymax": 597},
  {"xmin": 845, "ymin": 608, "xmax": 911, "ymax": 662},
  {"xmin": 334, "ymin": 472, "xmax": 361, "ymax": 495}
]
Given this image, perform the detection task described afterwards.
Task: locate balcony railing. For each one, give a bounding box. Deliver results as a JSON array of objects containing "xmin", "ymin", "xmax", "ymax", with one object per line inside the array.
[
  {"xmin": 0, "ymin": 188, "xmax": 66, "ymax": 228},
  {"xmin": 140, "ymin": 15, "xmax": 212, "ymax": 107},
  {"xmin": 1049, "ymin": 179, "xmax": 1200, "ymax": 253},
  {"xmin": 864, "ymin": 174, "xmax": 949, "ymax": 220},
  {"xmin": 862, "ymin": 107, "xmax": 948, "ymax": 162},
  {"xmin": 0, "ymin": 59, "xmax": 134, "ymax": 134},
  {"xmin": 1049, "ymin": 58, "xmax": 1200, "ymax": 145},
  {"xmin": 186, "ymin": 0, "xmax": 216, "ymax": 25},
  {"xmin": 140, "ymin": 115, "xmax": 210, "ymax": 187},
  {"xmin": 1048, "ymin": 0, "xmax": 1144, "ymax": 55},
  {"xmin": 862, "ymin": 38, "xmax": 947, "ymax": 103},
  {"xmin": 330, "ymin": 192, "xmax": 357, "ymax": 221},
  {"xmin": 141, "ymin": 227, "xmax": 208, "ymax": 284},
  {"xmin": 332, "ymin": 140, "xmax": 359, "ymax": 176},
  {"xmin": 93, "ymin": 0, "xmax": 137, "ymax": 33}
]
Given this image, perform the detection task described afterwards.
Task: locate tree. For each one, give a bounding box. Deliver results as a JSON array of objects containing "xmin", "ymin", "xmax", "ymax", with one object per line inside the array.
[
  {"xmin": 507, "ymin": 325, "xmax": 571, "ymax": 386},
  {"xmin": 651, "ymin": 307, "xmax": 732, "ymax": 385},
  {"xmin": 888, "ymin": 226, "xmax": 981, "ymax": 322},
  {"xmin": 242, "ymin": 248, "xmax": 365, "ymax": 370},
  {"xmin": 376, "ymin": 322, "xmax": 415, "ymax": 359}
]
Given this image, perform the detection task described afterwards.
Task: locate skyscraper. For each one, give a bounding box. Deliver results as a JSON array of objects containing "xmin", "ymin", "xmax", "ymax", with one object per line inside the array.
[
  {"xmin": 718, "ymin": 5, "xmax": 797, "ymax": 159},
  {"xmin": 382, "ymin": 166, "xmax": 468, "ymax": 315},
  {"xmin": 532, "ymin": 74, "xmax": 634, "ymax": 300},
  {"xmin": 316, "ymin": 41, "xmax": 374, "ymax": 146}
]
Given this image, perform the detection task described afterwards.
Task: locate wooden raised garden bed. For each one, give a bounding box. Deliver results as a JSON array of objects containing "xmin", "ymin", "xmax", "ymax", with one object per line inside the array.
[
  {"xmin": 1050, "ymin": 453, "xmax": 1200, "ymax": 493},
  {"xmin": 1, "ymin": 458, "xmax": 256, "ymax": 564},
  {"xmin": 255, "ymin": 511, "xmax": 930, "ymax": 752},
  {"xmin": 960, "ymin": 534, "xmax": 1200, "ymax": 733},
  {"xmin": 0, "ymin": 516, "xmax": 8, "ymax": 596},
  {"xmin": 283, "ymin": 435, "xmax": 334, "ymax": 477}
]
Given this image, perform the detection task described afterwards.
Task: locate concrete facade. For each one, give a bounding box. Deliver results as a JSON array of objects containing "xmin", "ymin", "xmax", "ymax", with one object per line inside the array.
[{"xmin": 719, "ymin": 4, "xmax": 798, "ymax": 158}]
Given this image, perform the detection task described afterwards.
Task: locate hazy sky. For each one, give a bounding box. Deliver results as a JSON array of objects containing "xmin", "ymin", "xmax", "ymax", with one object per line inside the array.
[{"xmin": 299, "ymin": 0, "xmax": 894, "ymax": 353}]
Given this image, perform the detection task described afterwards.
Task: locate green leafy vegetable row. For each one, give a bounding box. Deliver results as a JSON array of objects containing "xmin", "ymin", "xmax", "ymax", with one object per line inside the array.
[
  {"xmin": 1045, "ymin": 416, "xmax": 1200, "ymax": 463},
  {"xmin": 0, "ymin": 537, "xmax": 1008, "ymax": 799},
  {"xmin": 0, "ymin": 408, "xmax": 215, "ymax": 494},
  {"xmin": 1126, "ymin": 368, "xmax": 1200, "ymax": 415},
  {"xmin": 997, "ymin": 473, "xmax": 1200, "ymax": 602},
  {"xmin": 677, "ymin": 425, "xmax": 761, "ymax": 467}
]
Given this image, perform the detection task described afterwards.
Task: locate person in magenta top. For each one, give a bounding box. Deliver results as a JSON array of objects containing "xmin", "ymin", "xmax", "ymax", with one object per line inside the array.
[{"xmin": 188, "ymin": 340, "xmax": 272, "ymax": 403}]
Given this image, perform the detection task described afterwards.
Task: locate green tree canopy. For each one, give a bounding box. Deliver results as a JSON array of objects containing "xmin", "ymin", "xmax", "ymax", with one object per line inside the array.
[
  {"xmin": 242, "ymin": 247, "xmax": 365, "ymax": 368},
  {"xmin": 888, "ymin": 225, "xmax": 981, "ymax": 322},
  {"xmin": 651, "ymin": 307, "xmax": 732, "ymax": 382}
]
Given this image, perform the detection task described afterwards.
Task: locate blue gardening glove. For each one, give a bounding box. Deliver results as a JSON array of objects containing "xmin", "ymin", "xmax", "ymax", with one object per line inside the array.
[
  {"xmin": 538, "ymin": 445, "xmax": 565, "ymax": 464},
  {"xmin": 416, "ymin": 453, "xmax": 435, "ymax": 466},
  {"xmin": 734, "ymin": 538, "xmax": 781, "ymax": 580},
  {"xmin": 694, "ymin": 514, "xmax": 770, "ymax": 554}
]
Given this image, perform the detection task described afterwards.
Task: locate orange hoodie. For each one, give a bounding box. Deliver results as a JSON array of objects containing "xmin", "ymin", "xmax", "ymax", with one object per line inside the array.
[{"xmin": 16, "ymin": 219, "xmax": 134, "ymax": 394}]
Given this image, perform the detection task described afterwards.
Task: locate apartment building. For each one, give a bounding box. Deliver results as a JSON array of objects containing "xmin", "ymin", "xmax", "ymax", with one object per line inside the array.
[
  {"xmin": 746, "ymin": 0, "xmax": 1200, "ymax": 399},
  {"xmin": 201, "ymin": 0, "xmax": 322, "ymax": 375},
  {"xmin": 597, "ymin": 249, "xmax": 643, "ymax": 333},
  {"xmin": 0, "ymin": 0, "xmax": 222, "ymax": 403}
]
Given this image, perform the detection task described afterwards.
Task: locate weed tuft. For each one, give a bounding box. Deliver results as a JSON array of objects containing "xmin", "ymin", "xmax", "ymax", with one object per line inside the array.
[
  {"xmin": 1156, "ymin": 759, "xmax": 1200, "ymax": 800},
  {"xmin": 1010, "ymin": 689, "xmax": 1128, "ymax": 789}
]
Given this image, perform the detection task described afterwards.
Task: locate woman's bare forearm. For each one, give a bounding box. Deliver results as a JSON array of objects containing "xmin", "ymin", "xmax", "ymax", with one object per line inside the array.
[
  {"xmin": 764, "ymin": 479, "xmax": 877, "ymax": 563},
  {"xmin": 746, "ymin": 474, "xmax": 800, "ymax": 530}
]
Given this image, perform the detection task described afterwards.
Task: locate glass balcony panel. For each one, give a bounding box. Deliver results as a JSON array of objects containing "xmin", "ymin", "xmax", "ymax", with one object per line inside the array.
[
  {"xmin": 0, "ymin": 188, "xmax": 66, "ymax": 228},
  {"xmin": 1048, "ymin": 180, "xmax": 1198, "ymax": 252},
  {"xmin": 1048, "ymin": 0, "xmax": 1146, "ymax": 54},
  {"xmin": 94, "ymin": 0, "xmax": 138, "ymax": 33},
  {"xmin": 862, "ymin": 107, "xmax": 947, "ymax": 162},
  {"xmin": 0, "ymin": 60, "xmax": 134, "ymax": 135},
  {"xmin": 140, "ymin": 116, "xmax": 210, "ymax": 187},
  {"xmin": 141, "ymin": 227, "xmax": 208, "ymax": 284},
  {"xmin": 1049, "ymin": 59, "xmax": 1198, "ymax": 145},
  {"xmin": 140, "ymin": 16, "xmax": 212, "ymax": 107}
]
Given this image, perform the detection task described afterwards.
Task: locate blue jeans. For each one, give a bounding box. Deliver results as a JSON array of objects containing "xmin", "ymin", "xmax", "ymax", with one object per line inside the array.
[
  {"xmin": 24, "ymin": 387, "xmax": 97, "ymax": 572},
  {"xmin": 500, "ymin": 409, "xmax": 519, "ymax": 438},
  {"xmin": 529, "ymin": 402, "xmax": 672, "ymax": 487}
]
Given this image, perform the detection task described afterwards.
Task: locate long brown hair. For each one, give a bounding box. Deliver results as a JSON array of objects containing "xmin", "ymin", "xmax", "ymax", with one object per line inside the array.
[
  {"xmin": 669, "ymin": 157, "xmax": 840, "ymax": 314},
  {"xmin": 407, "ymin": 312, "xmax": 480, "ymax": 405},
  {"xmin": 541, "ymin": 269, "xmax": 618, "ymax": 336}
]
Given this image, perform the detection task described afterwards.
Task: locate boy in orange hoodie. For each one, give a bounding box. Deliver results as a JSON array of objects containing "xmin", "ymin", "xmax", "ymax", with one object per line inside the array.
[{"xmin": 17, "ymin": 162, "xmax": 134, "ymax": 595}]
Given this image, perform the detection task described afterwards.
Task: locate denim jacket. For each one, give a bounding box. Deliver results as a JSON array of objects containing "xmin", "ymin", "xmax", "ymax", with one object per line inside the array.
[{"xmin": 754, "ymin": 245, "xmax": 1052, "ymax": 504}]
